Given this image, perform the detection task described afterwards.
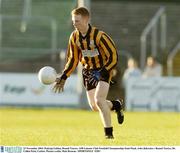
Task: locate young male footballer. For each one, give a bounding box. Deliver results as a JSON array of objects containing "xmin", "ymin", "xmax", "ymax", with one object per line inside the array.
[{"xmin": 53, "ymin": 7, "xmax": 124, "ymax": 139}]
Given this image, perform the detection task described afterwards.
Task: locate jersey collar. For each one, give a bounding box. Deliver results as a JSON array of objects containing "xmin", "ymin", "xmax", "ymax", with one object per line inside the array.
[{"xmin": 79, "ymin": 24, "xmax": 92, "ymax": 40}]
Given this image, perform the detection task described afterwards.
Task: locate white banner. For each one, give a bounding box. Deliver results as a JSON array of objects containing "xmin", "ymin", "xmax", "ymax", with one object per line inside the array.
[
  {"xmin": 0, "ymin": 73, "xmax": 79, "ymax": 106},
  {"xmin": 125, "ymin": 77, "xmax": 180, "ymax": 111}
]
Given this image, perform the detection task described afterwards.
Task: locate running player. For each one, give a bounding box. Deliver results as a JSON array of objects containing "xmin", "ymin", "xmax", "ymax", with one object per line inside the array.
[{"xmin": 53, "ymin": 7, "xmax": 124, "ymax": 139}]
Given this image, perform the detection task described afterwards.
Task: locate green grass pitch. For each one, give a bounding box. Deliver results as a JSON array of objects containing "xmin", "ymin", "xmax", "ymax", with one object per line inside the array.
[{"xmin": 0, "ymin": 108, "xmax": 180, "ymax": 146}]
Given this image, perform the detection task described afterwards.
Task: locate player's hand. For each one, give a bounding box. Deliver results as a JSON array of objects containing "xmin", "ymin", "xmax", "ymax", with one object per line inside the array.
[
  {"xmin": 99, "ymin": 67, "xmax": 109, "ymax": 80},
  {"xmin": 52, "ymin": 77, "xmax": 66, "ymax": 93},
  {"xmin": 88, "ymin": 70, "xmax": 100, "ymax": 86}
]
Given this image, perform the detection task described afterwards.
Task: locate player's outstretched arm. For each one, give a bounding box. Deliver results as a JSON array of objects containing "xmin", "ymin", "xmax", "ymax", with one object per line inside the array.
[{"xmin": 53, "ymin": 31, "xmax": 80, "ymax": 93}]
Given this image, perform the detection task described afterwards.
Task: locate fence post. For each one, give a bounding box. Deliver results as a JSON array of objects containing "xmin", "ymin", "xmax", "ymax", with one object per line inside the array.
[
  {"xmin": 0, "ymin": 14, "xmax": 2, "ymax": 60},
  {"xmin": 20, "ymin": 0, "xmax": 32, "ymax": 33},
  {"xmin": 160, "ymin": 13, "xmax": 167, "ymax": 50},
  {"xmin": 51, "ymin": 19, "xmax": 57, "ymax": 62},
  {"xmin": 167, "ymin": 41, "xmax": 180, "ymax": 76},
  {"xmin": 140, "ymin": 36, "xmax": 147, "ymax": 69},
  {"xmin": 151, "ymin": 24, "xmax": 157, "ymax": 57}
]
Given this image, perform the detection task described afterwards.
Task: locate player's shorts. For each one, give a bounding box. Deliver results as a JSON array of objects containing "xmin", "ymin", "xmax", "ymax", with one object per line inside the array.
[{"xmin": 82, "ymin": 68, "xmax": 112, "ymax": 91}]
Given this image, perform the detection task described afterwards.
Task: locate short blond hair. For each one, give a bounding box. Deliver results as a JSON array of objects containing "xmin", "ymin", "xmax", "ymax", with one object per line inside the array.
[{"xmin": 71, "ymin": 7, "xmax": 90, "ymax": 17}]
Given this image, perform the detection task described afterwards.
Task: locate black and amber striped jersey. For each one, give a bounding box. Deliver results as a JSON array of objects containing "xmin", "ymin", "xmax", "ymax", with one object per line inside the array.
[{"xmin": 63, "ymin": 24, "xmax": 118, "ymax": 77}]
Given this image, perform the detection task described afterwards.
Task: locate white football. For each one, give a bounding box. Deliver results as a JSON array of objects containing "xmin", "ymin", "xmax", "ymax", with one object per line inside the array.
[{"xmin": 38, "ymin": 66, "xmax": 57, "ymax": 85}]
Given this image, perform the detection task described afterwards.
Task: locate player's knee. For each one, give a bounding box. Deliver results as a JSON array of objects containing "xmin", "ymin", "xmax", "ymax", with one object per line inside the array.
[
  {"xmin": 94, "ymin": 96, "xmax": 104, "ymax": 108},
  {"xmin": 90, "ymin": 105, "xmax": 99, "ymax": 111},
  {"xmin": 88, "ymin": 100, "xmax": 99, "ymax": 111}
]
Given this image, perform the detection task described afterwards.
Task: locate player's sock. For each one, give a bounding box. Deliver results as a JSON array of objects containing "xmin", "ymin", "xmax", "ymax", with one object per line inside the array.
[
  {"xmin": 104, "ymin": 127, "xmax": 114, "ymax": 139},
  {"xmin": 111, "ymin": 100, "xmax": 121, "ymax": 111},
  {"xmin": 111, "ymin": 99, "xmax": 124, "ymax": 124}
]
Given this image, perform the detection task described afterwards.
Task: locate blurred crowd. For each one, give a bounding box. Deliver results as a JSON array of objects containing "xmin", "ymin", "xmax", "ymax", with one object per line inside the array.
[{"xmin": 122, "ymin": 56, "xmax": 162, "ymax": 87}]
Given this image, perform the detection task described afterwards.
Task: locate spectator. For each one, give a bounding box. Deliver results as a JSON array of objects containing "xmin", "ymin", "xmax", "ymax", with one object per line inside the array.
[
  {"xmin": 143, "ymin": 56, "xmax": 162, "ymax": 78},
  {"xmin": 122, "ymin": 58, "xmax": 142, "ymax": 87}
]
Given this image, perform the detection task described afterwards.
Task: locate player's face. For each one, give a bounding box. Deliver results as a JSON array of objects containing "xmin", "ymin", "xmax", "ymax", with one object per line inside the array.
[{"xmin": 72, "ymin": 14, "xmax": 89, "ymax": 33}]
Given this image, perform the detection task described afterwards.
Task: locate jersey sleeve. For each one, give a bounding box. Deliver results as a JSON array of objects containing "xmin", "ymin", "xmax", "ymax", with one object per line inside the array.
[
  {"xmin": 62, "ymin": 32, "xmax": 80, "ymax": 78},
  {"xmin": 99, "ymin": 33, "xmax": 118, "ymax": 71}
]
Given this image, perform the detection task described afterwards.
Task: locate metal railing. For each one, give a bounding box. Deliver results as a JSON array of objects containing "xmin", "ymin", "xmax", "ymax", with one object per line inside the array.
[
  {"xmin": 20, "ymin": 0, "xmax": 32, "ymax": 33},
  {"xmin": 140, "ymin": 6, "xmax": 166, "ymax": 69},
  {"xmin": 167, "ymin": 41, "xmax": 180, "ymax": 76}
]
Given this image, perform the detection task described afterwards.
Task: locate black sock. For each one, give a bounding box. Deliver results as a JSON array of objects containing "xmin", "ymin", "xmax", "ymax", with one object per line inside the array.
[
  {"xmin": 111, "ymin": 100, "xmax": 120, "ymax": 111},
  {"xmin": 104, "ymin": 127, "xmax": 113, "ymax": 136}
]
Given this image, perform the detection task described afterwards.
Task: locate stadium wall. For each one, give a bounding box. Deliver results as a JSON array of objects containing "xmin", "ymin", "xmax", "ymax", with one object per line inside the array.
[
  {"xmin": 0, "ymin": 73, "xmax": 80, "ymax": 107},
  {"xmin": 125, "ymin": 77, "xmax": 180, "ymax": 112}
]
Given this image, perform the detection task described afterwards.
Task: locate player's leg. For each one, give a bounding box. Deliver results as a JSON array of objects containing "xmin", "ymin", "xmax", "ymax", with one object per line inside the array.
[
  {"xmin": 86, "ymin": 85, "xmax": 113, "ymax": 138},
  {"xmin": 86, "ymin": 89, "xmax": 124, "ymax": 126},
  {"xmin": 94, "ymin": 81, "xmax": 114, "ymax": 138},
  {"xmin": 86, "ymin": 89, "xmax": 118, "ymax": 112},
  {"xmin": 106, "ymin": 100, "xmax": 113, "ymax": 109},
  {"xmin": 86, "ymin": 89, "xmax": 117, "ymax": 112},
  {"xmin": 83, "ymin": 68, "xmax": 123, "ymax": 138},
  {"xmin": 86, "ymin": 88, "xmax": 99, "ymax": 111},
  {"xmin": 111, "ymin": 99, "xmax": 124, "ymax": 124},
  {"xmin": 95, "ymin": 94, "xmax": 124, "ymax": 125}
]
